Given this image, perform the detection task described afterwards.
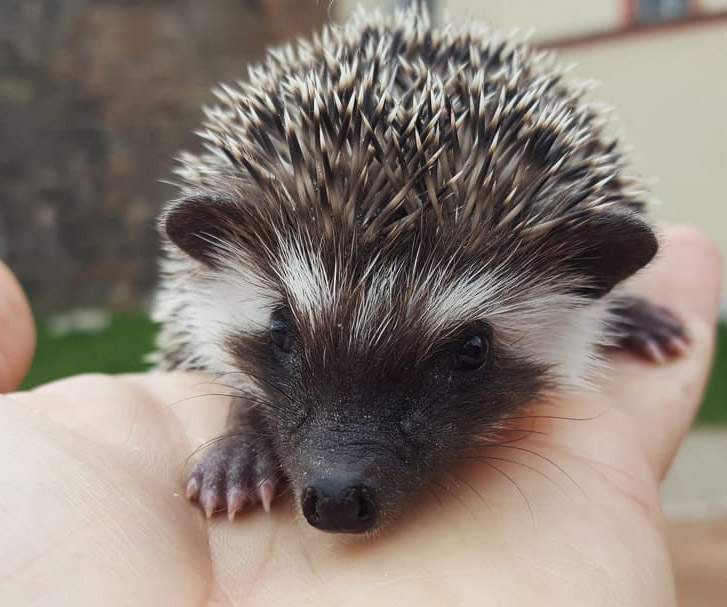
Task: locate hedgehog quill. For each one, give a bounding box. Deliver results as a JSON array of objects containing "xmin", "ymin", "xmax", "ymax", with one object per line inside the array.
[{"xmin": 153, "ymin": 7, "xmax": 687, "ymax": 534}]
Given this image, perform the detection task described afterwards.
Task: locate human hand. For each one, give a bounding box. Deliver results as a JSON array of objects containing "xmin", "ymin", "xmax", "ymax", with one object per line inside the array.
[{"xmin": 0, "ymin": 226, "xmax": 721, "ymax": 606}]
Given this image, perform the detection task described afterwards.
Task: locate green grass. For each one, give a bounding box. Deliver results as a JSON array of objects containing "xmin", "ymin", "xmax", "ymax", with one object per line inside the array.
[
  {"xmin": 20, "ymin": 313, "xmax": 727, "ymax": 424},
  {"xmin": 699, "ymin": 323, "xmax": 727, "ymax": 424},
  {"xmin": 21, "ymin": 312, "xmax": 157, "ymax": 390}
]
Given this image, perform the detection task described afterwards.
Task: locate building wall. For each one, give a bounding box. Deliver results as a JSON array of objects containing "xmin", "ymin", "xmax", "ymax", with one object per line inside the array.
[
  {"xmin": 703, "ymin": 0, "xmax": 727, "ymax": 11},
  {"xmin": 335, "ymin": 0, "xmax": 622, "ymax": 37},
  {"xmin": 559, "ymin": 22, "xmax": 727, "ymax": 290},
  {"xmin": 0, "ymin": 0, "xmax": 327, "ymax": 312},
  {"xmin": 335, "ymin": 0, "xmax": 392, "ymax": 18},
  {"xmin": 438, "ymin": 0, "xmax": 621, "ymax": 40}
]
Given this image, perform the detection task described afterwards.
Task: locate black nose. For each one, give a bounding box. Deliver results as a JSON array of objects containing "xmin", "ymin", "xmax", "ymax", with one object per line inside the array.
[{"xmin": 301, "ymin": 482, "xmax": 377, "ymax": 533}]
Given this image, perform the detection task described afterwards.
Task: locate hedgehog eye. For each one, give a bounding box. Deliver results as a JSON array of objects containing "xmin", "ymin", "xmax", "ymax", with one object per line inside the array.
[
  {"xmin": 452, "ymin": 333, "xmax": 490, "ymax": 371},
  {"xmin": 270, "ymin": 311, "xmax": 293, "ymax": 353}
]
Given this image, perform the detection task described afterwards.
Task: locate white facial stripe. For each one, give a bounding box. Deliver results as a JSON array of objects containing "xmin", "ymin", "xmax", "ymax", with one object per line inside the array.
[
  {"xmin": 350, "ymin": 263, "xmax": 402, "ymax": 349},
  {"xmin": 487, "ymin": 292, "xmax": 608, "ymax": 388},
  {"xmin": 152, "ymin": 252, "xmax": 276, "ymax": 372},
  {"xmin": 171, "ymin": 241, "xmax": 608, "ymax": 391},
  {"xmin": 276, "ymin": 240, "xmax": 335, "ymax": 325},
  {"xmin": 418, "ymin": 268, "xmax": 508, "ymax": 335},
  {"xmin": 355, "ymin": 264, "xmax": 607, "ymax": 389}
]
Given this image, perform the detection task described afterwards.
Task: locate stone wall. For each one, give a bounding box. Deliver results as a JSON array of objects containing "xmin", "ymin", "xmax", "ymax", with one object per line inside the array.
[{"xmin": 0, "ymin": 0, "xmax": 326, "ymax": 312}]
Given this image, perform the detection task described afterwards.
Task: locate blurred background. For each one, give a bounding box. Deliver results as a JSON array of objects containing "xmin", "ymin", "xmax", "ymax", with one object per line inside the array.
[{"xmin": 1, "ymin": 0, "xmax": 725, "ymax": 603}]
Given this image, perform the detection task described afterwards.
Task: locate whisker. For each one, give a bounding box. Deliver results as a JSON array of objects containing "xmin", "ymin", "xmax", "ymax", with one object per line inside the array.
[
  {"xmin": 183, "ymin": 431, "xmax": 274, "ymax": 473},
  {"xmin": 498, "ymin": 413, "xmax": 601, "ymax": 423},
  {"xmin": 212, "ymin": 370, "xmax": 295, "ymax": 404},
  {"xmin": 448, "ymin": 473, "xmax": 491, "ymax": 512},
  {"xmin": 166, "ymin": 392, "xmax": 282, "ymax": 420},
  {"xmin": 431, "ymin": 478, "xmax": 475, "ymax": 520},
  {"xmin": 461, "ymin": 454, "xmax": 567, "ymax": 495},
  {"xmin": 426, "ymin": 485, "xmax": 444, "ymax": 509},
  {"xmin": 167, "ymin": 392, "xmax": 242, "ymax": 409},
  {"xmin": 463, "ymin": 427, "xmax": 550, "ymax": 446},
  {"xmin": 480, "ymin": 460, "xmax": 534, "ymax": 522},
  {"xmin": 487, "ymin": 444, "xmax": 583, "ymax": 494}
]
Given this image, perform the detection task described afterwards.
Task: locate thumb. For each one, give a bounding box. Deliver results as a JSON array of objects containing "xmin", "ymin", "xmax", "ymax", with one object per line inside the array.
[
  {"xmin": 0, "ymin": 262, "xmax": 35, "ymax": 393},
  {"xmin": 599, "ymin": 225, "xmax": 723, "ymax": 479}
]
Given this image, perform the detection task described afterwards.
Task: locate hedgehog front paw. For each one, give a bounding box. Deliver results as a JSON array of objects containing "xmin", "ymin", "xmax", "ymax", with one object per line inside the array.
[
  {"xmin": 185, "ymin": 435, "xmax": 280, "ymax": 521},
  {"xmin": 608, "ymin": 296, "xmax": 688, "ymax": 363}
]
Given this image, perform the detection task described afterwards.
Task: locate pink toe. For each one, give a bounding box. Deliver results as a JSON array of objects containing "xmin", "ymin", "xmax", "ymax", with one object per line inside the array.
[
  {"xmin": 200, "ymin": 488, "xmax": 219, "ymax": 519},
  {"xmin": 666, "ymin": 336, "xmax": 689, "ymax": 357},
  {"xmin": 186, "ymin": 476, "xmax": 200, "ymax": 500},
  {"xmin": 259, "ymin": 481, "xmax": 275, "ymax": 513},
  {"xmin": 227, "ymin": 488, "xmax": 246, "ymax": 521},
  {"xmin": 644, "ymin": 341, "xmax": 666, "ymax": 364}
]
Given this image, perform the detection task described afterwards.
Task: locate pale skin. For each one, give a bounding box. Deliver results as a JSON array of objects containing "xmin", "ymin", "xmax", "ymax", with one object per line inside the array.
[{"xmin": 0, "ymin": 226, "xmax": 722, "ymax": 606}]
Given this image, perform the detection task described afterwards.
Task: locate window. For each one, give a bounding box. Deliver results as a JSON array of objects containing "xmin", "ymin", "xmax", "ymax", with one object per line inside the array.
[
  {"xmin": 396, "ymin": 0, "xmax": 436, "ymax": 10},
  {"xmin": 636, "ymin": 0, "xmax": 691, "ymax": 23}
]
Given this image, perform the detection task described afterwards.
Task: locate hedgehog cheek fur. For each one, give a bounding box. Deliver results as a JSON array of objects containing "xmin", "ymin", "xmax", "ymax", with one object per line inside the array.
[{"xmin": 226, "ymin": 307, "xmax": 550, "ymax": 531}]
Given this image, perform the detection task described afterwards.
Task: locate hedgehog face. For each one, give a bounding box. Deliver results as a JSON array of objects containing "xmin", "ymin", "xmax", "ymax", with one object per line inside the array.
[
  {"xmin": 228, "ymin": 278, "xmax": 547, "ymax": 532},
  {"xmin": 208, "ymin": 232, "xmax": 616, "ymax": 532},
  {"xmin": 161, "ymin": 192, "xmax": 655, "ymax": 532}
]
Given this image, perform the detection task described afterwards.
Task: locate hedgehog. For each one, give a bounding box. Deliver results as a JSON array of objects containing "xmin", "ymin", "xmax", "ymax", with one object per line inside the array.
[{"xmin": 152, "ymin": 6, "xmax": 687, "ymax": 534}]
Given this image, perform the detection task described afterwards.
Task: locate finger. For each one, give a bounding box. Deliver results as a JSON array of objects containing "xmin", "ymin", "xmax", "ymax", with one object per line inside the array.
[
  {"xmin": 0, "ymin": 261, "xmax": 35, "ymax": 392},
  {"xmin": 0, "ymin": 381, "xmax": 211, "ymax": 605},
  {"xmin": 24, "ymin": 371, "xmax": 223, "ymax": 448},
  {"xmin": 600, "ymin": 225, "xmax": 723, "ymax": 479}
]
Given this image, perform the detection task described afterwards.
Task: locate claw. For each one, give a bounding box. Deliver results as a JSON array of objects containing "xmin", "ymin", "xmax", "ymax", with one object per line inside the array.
[
  {"xmin": 184, "ymin": 436, "xmax": 279, "ymax": 521},
  {"xmin": 259, "ymin": 481, "xmax": 275, "ymax": 513},
  {"xmin": 609, "ymin": 298, "xmax": 688, "ymax": 363},
  {"xmin": 227, "ymin": 488, "xmax": 246, "ymax": 521},
  {"xmin": 666, "ymin": 335, "xmax": 689, "ymax": 357},
  {"xmin": 186, "ymin": 476, "xmax": 200, "ymax": 500},
  {"xmin": 643, "ymin": 340, "xmax": 666, "ymax": 364},
  {"xmin": 200, "ymin": 488, "xmax": 219, "ymax": 519}
]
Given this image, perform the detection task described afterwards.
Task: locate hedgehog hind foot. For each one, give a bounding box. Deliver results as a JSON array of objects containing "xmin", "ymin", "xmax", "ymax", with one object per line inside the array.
[
  {"xmin": 606, "ymin": 296, "xmax": 688, "ymax": 363},
  {"xmin": 186, "ymin": 432, "xmax": 280, "ymax": 521}
]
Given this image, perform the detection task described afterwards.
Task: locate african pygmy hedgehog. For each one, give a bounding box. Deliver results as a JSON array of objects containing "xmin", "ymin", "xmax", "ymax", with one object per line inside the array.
[{"xmin": 152, "ymin": 6, "xmax": 686, "ymax": 534}]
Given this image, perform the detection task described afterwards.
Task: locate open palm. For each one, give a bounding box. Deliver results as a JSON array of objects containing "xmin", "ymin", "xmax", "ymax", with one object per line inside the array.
[{"xmin": 0, "ymin": 226, "xmax": 721, "ymax": 607}]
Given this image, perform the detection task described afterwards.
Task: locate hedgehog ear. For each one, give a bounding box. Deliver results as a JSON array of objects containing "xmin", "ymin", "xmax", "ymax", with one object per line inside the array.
[
  {"xmin": 164, "ymin": 194, "xmax": 241, "ymax": 266},
  {"xmin": 567, "ymin": 213, "xmax": 658, "ymax": 298}
]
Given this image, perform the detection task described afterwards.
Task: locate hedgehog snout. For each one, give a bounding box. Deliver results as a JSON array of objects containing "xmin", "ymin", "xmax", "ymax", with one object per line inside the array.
[{"xmin": 301, "ymin": 476, "xmax": 378, "ymax": 533}]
